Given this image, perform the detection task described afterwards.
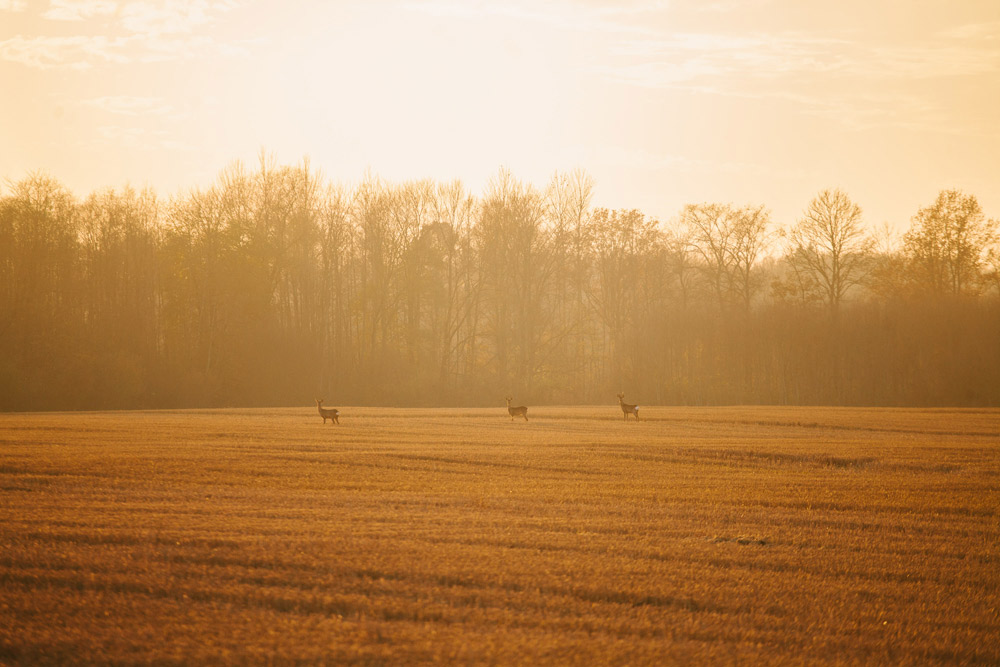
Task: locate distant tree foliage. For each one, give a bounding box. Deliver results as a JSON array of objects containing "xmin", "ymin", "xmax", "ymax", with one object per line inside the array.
[
  {"xmin": 783, "ymin": 189, "xmax": 872, "ymax": 312},
  {"xmin": 681, "ymin": 203, "xmax": 771, "ymax": 311},
  {"xmin": 903, "ymin": 189, "xmax": 998, "ymax": 296},
  {"xmin": 1, "ymin": 159, "xmax": 998, "ymax": 410}
]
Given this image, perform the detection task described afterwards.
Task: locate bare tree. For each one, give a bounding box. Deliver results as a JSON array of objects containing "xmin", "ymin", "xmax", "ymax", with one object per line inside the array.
[
  {"xmin": 729, "ymin": 204, "xmax": 772, "ymax": 312},
  {"xmin": 587, "ymin": 208, "xmax": 661, "ymax": 386},
  {"xmin": 476, "ymin": 168, "xmax": 549, "ymax": 396},
  {"xmin": 786, "ymin": 189, "xmax": 872, "ymax": 312},
  {"xmin": 544, "ymin": 170, "xmax": 595, "ymax": 396},
  {"xmin": 78, "ymin": 186, "xmax": 161, "ymax": 398},
  {"xmin": 682, "ymin": 203, "xmax": 733, "ymax": 307},
  {"xmin": 317, "ymin": 182, "xmax": 354, "ymax": 398},
  {"xmin": 682, "ymin": 203, "xmax": 771, "ymax": 310},
  {"xmin": 662, "ymin": 222, "xmax": 698, "ymax": 309},
  {"xmin": 425, "ymin": 180, "xmax": 479, "ymax": 392},
  {"xmin": 0, "ymin": 173, "xmax": 80, "ymax": 407}
]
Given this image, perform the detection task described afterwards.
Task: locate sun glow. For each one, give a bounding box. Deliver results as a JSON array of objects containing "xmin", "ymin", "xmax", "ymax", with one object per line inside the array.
[{"xmin": 1, "ymin": 0, "xmax": 998, "ymax": 222}]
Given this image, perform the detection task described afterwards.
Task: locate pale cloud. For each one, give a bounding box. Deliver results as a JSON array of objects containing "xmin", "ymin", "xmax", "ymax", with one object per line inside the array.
[
  {"xmin": 0, "ymin": 34, "xmax": 130, "ymax": 69},
  {"xmin": 605, "ymin": 145, "xmax": 804, "ymax": 181},
  {"xmin": 600, "ymin": 31, "xmax": 999, "ymax": 85},
  {"xmin": 119, "ymin": 0, "xmax": 219, "ymax": 34},
  {"xmin": 578, "ymin": 0, "xmax": 670, "ymax": 17},
  {"xmin": 214, "ymin": 38, "xmax": 251, "ymax": 57},
  {"xmin": 132, "ymin": 33, "xmax": 213, "ymax": 61},
  {"xmin": 0, "ymin": 31, "xmax": 247, "ymax": 67},
  {"xmin": 0, "ymin": 0, "xmax": 28, "ymax": 11},
  {"xmin": 82, "ymin": 95, "xmax": 175, "ymax": 116},
  {"xmin": 589, "ymin": 20, "xmax": 1000, "ymax": 140},
  {"xmin": 632, "ymin": 79, "xmax": 1000, "ymax": 140},
  {"xmin": 866, "ymin": 43, "xmax": 1000, "ymax": 79},
  {"xmin": 96, "ymin": 124, "xmax": 194, "ymax": 151},
  {"xmin": 695, "ymin": 0, "xmax": 773, "ymax": 12},
  {"xmin": 42, "ymin": 0, "xmax": 239, "ymax": 34},
  {"xmin": 43, "ymin": 0, "xmax": 118, "ymax": 21},
  {"xmin": 0, "ymin": 0, "xmax": 248, "ymax": 68},
  {"xmin": 809, "ymin": 91, "xmax": 1000, "ymax": 140},
  {"xmin": 938, "ymin": 21, "xmax": 1000, "ymax": 41},
  {"xmin": 592, "ymin": 34, "xmax": 837, "ymax": 89},
  {"xmin": 402, "ymin": 0, "xmax": 654, "ymax": 36},
  {"xmin": 125, "ymin": 32, "xmax": 250, "ymax": 62}
]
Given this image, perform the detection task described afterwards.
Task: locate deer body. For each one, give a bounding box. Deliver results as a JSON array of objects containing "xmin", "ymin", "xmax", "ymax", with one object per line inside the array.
[
  {"xmin": 617, "ymin": 393, "xmax": 639, "ymax": 421},
  {"xmin": 316, "ymin": 399, "xmax": 340, "ymax": 424},
  {"xmin": 505, "ymin": 396, "xmax": 528, "ymax": 422}
]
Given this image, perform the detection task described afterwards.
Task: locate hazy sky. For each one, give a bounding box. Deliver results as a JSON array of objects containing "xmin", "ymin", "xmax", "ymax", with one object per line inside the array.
[{"xmin": 2, "ymin": 0, "xmax": 998, "ymax": 227}]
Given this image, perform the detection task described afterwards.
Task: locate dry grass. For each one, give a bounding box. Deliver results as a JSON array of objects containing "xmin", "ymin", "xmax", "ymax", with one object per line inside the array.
[{"xmin": 1, "ymin": 406, "xmax": 998, "ymax": 664}]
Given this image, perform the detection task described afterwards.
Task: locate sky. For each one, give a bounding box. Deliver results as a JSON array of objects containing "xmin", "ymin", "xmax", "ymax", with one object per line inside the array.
[{"xmin": 1, "ymin": 0, "xmax": 999, "ymax": 228}]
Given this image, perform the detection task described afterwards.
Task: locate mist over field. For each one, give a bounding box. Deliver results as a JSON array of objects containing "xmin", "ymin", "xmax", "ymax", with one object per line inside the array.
[{"xmin": 2, "ymin": 165, "xmax": 998, "ymax": 411}]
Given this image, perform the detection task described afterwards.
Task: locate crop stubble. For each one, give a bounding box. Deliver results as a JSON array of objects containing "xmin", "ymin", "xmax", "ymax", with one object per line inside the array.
[{"xmin": 0, "ymin": 407, "xmax": 998, "ymax": 664}]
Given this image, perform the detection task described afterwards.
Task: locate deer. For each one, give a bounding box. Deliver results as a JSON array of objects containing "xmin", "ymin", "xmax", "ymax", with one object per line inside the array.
[
  {"xmin": 316, "ymin": 399, "xmax": 340, "ymax": 424},
  {"xmin": 617, "ymin": 393, "xmax": 639, "ymax": 421},
  {"xmin": 505, "ymin": 396, "xmax": 528, "ymax": 422}
]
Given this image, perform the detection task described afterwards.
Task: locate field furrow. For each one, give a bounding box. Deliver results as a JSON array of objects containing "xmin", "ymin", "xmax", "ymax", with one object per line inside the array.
[{"xmin": 1, "ymin": 407, "xmax": 998, "ymax": 664}]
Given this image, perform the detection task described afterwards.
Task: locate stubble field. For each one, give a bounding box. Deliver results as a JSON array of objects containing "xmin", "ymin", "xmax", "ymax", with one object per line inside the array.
[{"xmin": 1, "ymin": 406, "xmax": 998, "ymax": 664}]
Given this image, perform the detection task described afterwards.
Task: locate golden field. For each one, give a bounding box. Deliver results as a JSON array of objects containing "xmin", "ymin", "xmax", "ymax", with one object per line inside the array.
[{"xmin": 1, "ymin": 406, "xmax": 998, "ymax": 664}]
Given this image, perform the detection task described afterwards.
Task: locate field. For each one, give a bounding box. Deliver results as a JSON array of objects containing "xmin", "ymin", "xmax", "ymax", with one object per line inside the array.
[{"xmin": 1, "ymin": 406, "xmax": 998, "ymax": 664}]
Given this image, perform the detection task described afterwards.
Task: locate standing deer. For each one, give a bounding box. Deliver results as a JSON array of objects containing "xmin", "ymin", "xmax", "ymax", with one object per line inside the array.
[
  {"xmin": 617, "ymin": 393, "xmax": 639, "ymax": 421},
  {"xmin": 505, "ymin": 396, "xmax": 528, "ymax": 422},
  {"xmin": 316, "ymin": 399, "xmax": 340, "ymax": 424}
]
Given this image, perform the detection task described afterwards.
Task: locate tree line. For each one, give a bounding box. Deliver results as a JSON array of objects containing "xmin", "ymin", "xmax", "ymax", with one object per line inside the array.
[{"xmin": 2, "ymin": 156, "xmax": 998, "ymax": 411}]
